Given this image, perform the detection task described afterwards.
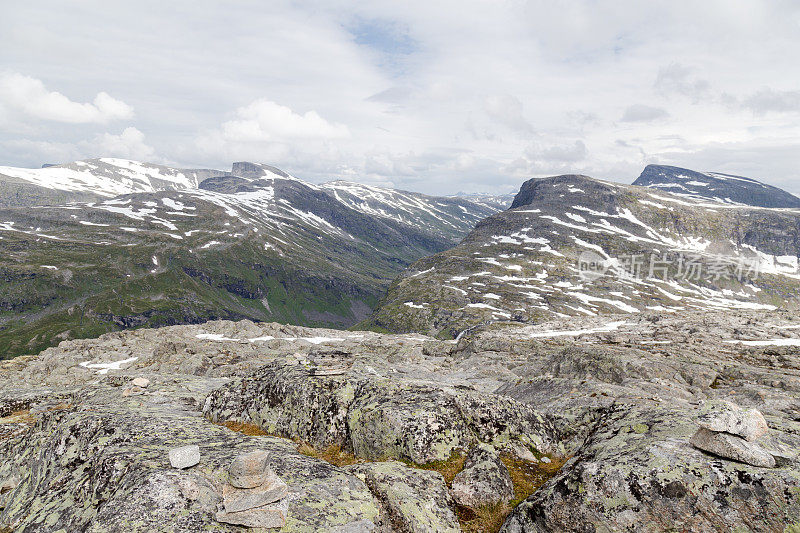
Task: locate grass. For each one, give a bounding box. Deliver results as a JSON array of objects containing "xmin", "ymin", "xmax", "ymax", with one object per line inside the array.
[
  {"xmin": 500, "ymin": 451, "xmax": 570, "ymax": 506},
  {"xmin": 218, "ymin": 420, "xmax": 270, "ymax": 436},
  {"xmin": 296, "ymin": 443, "xmax": 360, "ymax": 467},
  {"xmin": 401, "ymin": 450, "xmax": 468, "ymax": 484},
  {"xmin": 457, "ymin": 503, "xmax": 513, "ymax": 533}
]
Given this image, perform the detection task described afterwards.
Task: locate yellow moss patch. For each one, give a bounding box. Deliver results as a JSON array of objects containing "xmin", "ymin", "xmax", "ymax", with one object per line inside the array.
[
  {"xmin": 500, "ymin": 452, "xmax": 570, "ymax": 506},
  {"xmin": 403, "ymin": 450, "xmax": 468, "ymax": 484},
  {"xmin": 0, "ymin": 410, "xmax": 36, "ymax": 426},
  {"xmin": 217, "ymin": 420, "xmax": 270, "ymax": 436},
  {"xmin": 296, "ymin": 443, "xmax": 360, "ymax": 467},
  {"xmin": 457, "ymin": 502, "xmax": 513, "ymax": 533}
]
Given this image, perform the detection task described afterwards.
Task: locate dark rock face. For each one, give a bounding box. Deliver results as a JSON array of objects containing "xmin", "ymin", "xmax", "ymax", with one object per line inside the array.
[{"xmin": 634, "ymin": 164, "xmax": 800, "ymax": 209}]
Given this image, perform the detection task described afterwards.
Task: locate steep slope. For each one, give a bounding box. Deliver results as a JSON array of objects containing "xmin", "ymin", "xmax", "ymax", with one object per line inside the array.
[
  {"xmin": 634, "ymin": 164, "xmax": 800, "ymax": 208},
  {"xmin": 0, "ymin": 163, "xmax": 502, "ymax": 359},
  {"xmin": 363, "ymin": 174, "xmax": 800, "ymax": 338},
  {"xmin": 0, "ymin": 158, "xmax": 220, "ymax": 207}
]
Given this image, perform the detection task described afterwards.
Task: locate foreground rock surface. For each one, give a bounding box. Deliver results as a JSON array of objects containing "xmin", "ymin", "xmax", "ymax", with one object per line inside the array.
[
  {"xmin": 0, "ymin": 312, "xmax": 799, "ymax": 531},
  {"xmin": 451, "ymin": 444, "xmax": 514, "ymax": 508}
]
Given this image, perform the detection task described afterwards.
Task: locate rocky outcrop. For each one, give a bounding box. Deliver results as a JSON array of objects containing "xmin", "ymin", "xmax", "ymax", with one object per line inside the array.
[
  {"xmin": 202, "ymin": 361, "xmax": 560, "ymax": 464},
  {"xmin": 1, "ymin": 311, "xmax": 800, "ymax": 531}
]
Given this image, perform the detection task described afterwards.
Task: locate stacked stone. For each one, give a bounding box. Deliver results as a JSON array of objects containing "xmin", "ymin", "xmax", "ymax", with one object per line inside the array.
[{"xmin": 216, "ymin": 450, "xmax": 289, "ymax": 528}]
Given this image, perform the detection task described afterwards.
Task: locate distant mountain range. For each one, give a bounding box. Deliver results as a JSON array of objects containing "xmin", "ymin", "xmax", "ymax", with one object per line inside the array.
[
  {"xmin": 364, "ymin": 167, "xmax": 800, "ymax": 338},
  {"xmin": 0, "ymin": 159, "xmax": 510, "ymax": 358}
]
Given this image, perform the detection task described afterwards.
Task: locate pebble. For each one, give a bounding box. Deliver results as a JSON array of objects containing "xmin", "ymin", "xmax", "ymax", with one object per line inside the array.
[{"xmin": 169, "ymin": 445, "xmax": 200, "ymax": 469}]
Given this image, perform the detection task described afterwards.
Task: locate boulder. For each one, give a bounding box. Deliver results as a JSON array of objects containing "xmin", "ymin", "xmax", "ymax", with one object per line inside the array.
[
  {"xmin": 131, "ymin": 377, "xmax": 150, "ymax": 388},
  {"xmin": 168, "ymin": 445, "xmax": 200, "ymax": 469},
  {"xmin": 451, "ymin": 444, "xmax": 514, "ymax": 507},
  {"xmin": 695, "ymin": 400, "xmax": 768, "ymax": 441},
  {"xmin": 690, "ymin": 428, "xmax": 775, "ymax": 468},
  {"xmin": 348, "ymin": 461, "xmax": 460, "ymax": 533}
]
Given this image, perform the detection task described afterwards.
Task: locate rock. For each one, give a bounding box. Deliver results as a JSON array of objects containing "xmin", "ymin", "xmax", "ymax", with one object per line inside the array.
[
  {"xmin": 216, "ymin": 497, "xmax": 288, "ymax": 529},
  {"xmin": 203, "ymin": 362, "xmax": 559, "ymax": 465},
  {"xmin": 228, "ymin": 449, "xmax": 271, "ymax": 489},
  {"xmin": 348, "ymin": 461, "xmax": 460, "ymax": 533},
  {"xmin": 122, "ymin": 386, "xmax": 144, "ymax": 397},
  {"xmin": 0, "ymin": 474, "xmax": 20, "ymax": 494},
  {"xmin": 509, "ymin": 442, "xmax": 537, "ymax": 462},
  {"xmin": 168, "ymin": 445, "xmax": 200, "ymax": 469},
  {"xmin": 695, "ymin": 400, "xmax": 768, "ymax": 441},
  {"xmin": 222, "ymin": 473, "xmax": 288, "ymax": 513},
  {"xmin": 503, "ymin": 406, "xmax": 798, "ymax": 533},
  {"xmin": 691, "ymin": 428, "xmax": 776, "ymax": 468},
  {"xmin": 451, "ymin": 444, "xmax": 514, "ymax": 507},
  {"xmin": 131, "ymin": 377, "xmax": 150, "ymax": 388}
]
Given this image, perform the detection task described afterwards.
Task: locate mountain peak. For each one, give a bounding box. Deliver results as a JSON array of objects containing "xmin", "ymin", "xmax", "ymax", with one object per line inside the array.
[
  {"xmin": 510, "ymin": 174, "xmax": 619, "ymax": 210},
  {"xmin": 634, "ymin": 164, "xmax": 800, "ymax": 209}
]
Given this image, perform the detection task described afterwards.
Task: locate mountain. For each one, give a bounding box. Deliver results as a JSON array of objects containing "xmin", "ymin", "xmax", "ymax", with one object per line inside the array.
[
  {"xmin": 0, "ymin": 161, "xmax": 503, "ymax": 359},
  {"xmin": 363, "ymin": 172, "xmax": 800, "ymax": 338},
  {"xmin": 633, "ymin": 164, "xmax": 800, "ymax": 208},
  {"xmin": 0, "ymin": 158, "xmax": 220, "ymax": 207}
]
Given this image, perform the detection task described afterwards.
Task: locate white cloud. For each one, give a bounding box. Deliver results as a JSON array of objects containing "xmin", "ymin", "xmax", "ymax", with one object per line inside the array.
[
  {"xmin": 220, "ymin": 99, "xmax": 350, "ymax": 142},
  {"xmin": 2, "ymin": 2, "xmax": 800, "ymax": 194},
  {"xmin": 484, "ymin": 95, "xmax": 533, "ymax": 133},
  {"xmin": 742, "ymin": 89, "xmax": 800, "ymax": 115},
  {"xmin": 621, "ymin": 105, "xmax": 669, "ymax": 123},
  {"xmin": 91, "ymin": 127, "xmax": 155, "ymax": 160},
  {"xmin": 0, "ymin": 72, "xmax": 133, "ymax": 124}
]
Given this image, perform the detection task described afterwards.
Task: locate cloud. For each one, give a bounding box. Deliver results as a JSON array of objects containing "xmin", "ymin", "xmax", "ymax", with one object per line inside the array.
[
  {"xmin": 219, "ymin": 99, "xmax": 350, "ymax": 143},
  {"xmin": 0, "ymin": 72, "xmax": 133, "ymax": 124},
  {"xmin": 3, "ymin": 2, "xmax": 800, "ymax": 194},
  {"xmin": 529, "ymin": 140, "xmax": 588, "ymax": 163},
  {"xmin": 90, "ymin": 127, "xmax": 155, "ymax": 160},
  {"xmin": 654, "ymin": 63, "xmax": 711, "ymax": 101},
  {"xmin": 484, "ymin": 95, "xmax": 534, "ymax": 133},
  {"xmin": 741, "ymin": 88, "xmax": 800, "ymax": 114},
  {"xmin": 620, "ymin": 104, "xmax": 669, "ymax": 123}
]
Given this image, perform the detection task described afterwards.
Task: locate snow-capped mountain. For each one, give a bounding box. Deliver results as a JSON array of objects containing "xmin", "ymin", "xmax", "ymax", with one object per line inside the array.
[
  {"xmin": 365, "ymin": 172, "xmax": 800, "ymax": 337},
  {"xmin": 0, "ymin": 160, "xmax": 505, "ymax": 359},
  {"xmin": 633, "ymin": 164, "xmax": 800, "ymax": 208},
  {"xmin": 0, "ymin": 158, "xmax": 220, "ymax": 207}
]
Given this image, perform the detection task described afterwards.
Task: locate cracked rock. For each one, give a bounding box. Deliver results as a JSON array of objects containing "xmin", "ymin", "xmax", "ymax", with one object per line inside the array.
[{"xmin": 451, "ymin": 444, "xmax": 514, "ymax": 507}]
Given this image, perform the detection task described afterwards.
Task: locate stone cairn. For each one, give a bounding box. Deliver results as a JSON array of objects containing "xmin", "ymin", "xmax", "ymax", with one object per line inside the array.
[{"xmin": 216, "ymin": 450, "xmax": 289, "ymax": 528}]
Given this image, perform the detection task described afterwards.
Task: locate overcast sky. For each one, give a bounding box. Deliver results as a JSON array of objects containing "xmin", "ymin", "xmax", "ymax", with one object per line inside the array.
[{"xmin": 1, "ymin": 1, "xmax": 799, "ymax": 195}]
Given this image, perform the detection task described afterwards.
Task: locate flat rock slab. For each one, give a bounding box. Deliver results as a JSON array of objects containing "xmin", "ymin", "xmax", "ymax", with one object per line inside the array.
[
  {"xmin": 695, "ymin": 400, "xmax": 768, "ymax": 441},
  {"xmin": 168, "ymin": 445, "xmax": 200, "ymax": 469},
  {"xmin": 691, "ymin": 428, "xmax": 776, "ymax": 468},
  {"xmin": 222, "ymin": 474, "xmax": 288, "ymax": 513},
  {"xmin": 216, "ymin": 497, "xmax": 289, "ymax": 528}
]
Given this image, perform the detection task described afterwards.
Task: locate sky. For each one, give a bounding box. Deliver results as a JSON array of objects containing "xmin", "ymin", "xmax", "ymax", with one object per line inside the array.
[{"xmin": 1, "ymin": 0, "xmax": 799, "ymax": 196}]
